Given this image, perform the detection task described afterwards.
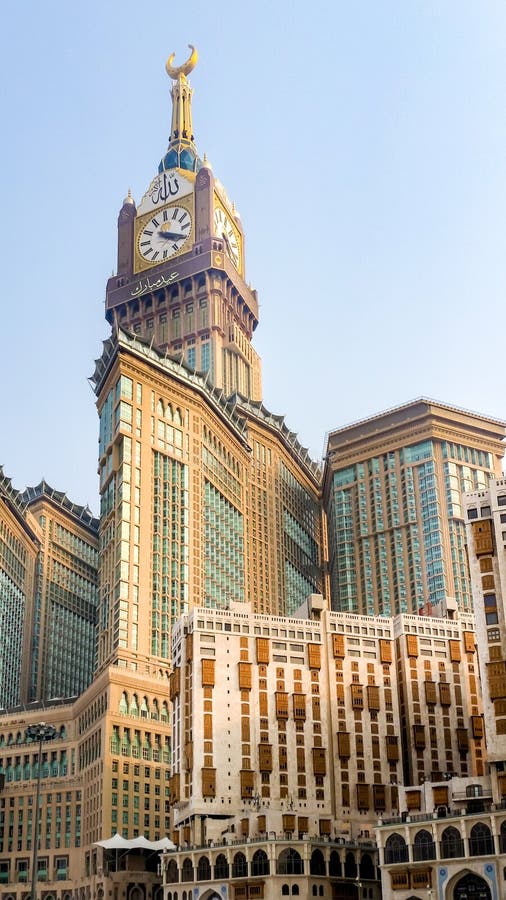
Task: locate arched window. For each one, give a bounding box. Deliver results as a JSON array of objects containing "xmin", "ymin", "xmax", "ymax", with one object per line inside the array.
[
  {"xmin": 469, "ymin": 823, "xmax": 494, "ymax": 856},
  {"xmin": 251, "ymin": 850, "xmax": 269, "ymax": 876},
  {"xmin": 292, "ymin": 887, "xmax": 299, "ymax": 895},
  {"xmin": 359, "ymin": 853, "xmax": 375, "ymax": 880},
  {"xmin": 196, "ymin": 856, "xmax": 211, "ymax": 881},
  {"xmin": 310, "ymin": 849, "xmax": 326, "ymax": 876},
  {"xmin": 214, "ymin": 855, "xmax": 229, "ymax": 880},
  {"xmin": 140, "ymin": 697, "xmax": 149, "ymax": 719},
  {"xmin": 181, "ymin": 858, "xmax": 193, "ymax": 882},
  {"xmin": 129, "ymin": 695, "xmax": 139, "ymax": 717},
  {"xmin": 277, "ymin": 849, "xmax": 303, "ymax": 876},
  {"xmin": 466, "ymin": 784, "xmax": 483, "ymax": 798},
  {"xmin": 166, "ymin": 860, "xmax": 178, "ymax": 883},
  {"xmin": 329, "ymin": 851, "xmax": 341, "ymax": 877},
  {"xmin": 500, "ymin": 820, "xmax": 506, "ymax": 854},
  {"xmin": 384, "ymin": 834, "xmax": 408, "ymax": 864},
  {"xmin": 440, "ymin": 826, "xmax": 464, "ymax": 859},
  {"xmin": 282, "ymin": 887, "xmax": 289, "ymax": 896},
  {"xmin": 344, "ymin": 852, "xmax": 357, "ymax": 879},
  {"xmin": 232, "ymin": 853, "xmax": 247, "ymax": 878},
  {"xmin": 413, "ymin": 829, "xmax": 436, "ymax": 861},
  {"xmin": 119, "ymin": 692, "xmax": 128, "ymax": 714}
]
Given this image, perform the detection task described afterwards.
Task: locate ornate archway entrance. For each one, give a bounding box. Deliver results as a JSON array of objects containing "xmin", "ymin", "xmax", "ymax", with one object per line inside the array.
[{"xmin": 453, "ymin": 872, "xmax": 491, "ymax": 900}]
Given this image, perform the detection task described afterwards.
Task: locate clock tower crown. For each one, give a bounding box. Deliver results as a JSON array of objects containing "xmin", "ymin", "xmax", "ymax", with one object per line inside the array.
[{"xmin": 106, "ymin": 48, "xmax": 262, "ymax": 402}]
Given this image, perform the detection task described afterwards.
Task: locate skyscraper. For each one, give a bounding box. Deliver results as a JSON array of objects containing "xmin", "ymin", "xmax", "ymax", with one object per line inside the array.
[
  {"xmin": 324, "ymin": 399, "xmax": 505, "ymax": 617},
  {"xmin": 92, "ymin": 47, "xmax": 324, "ymax": 678},
  {"xmin": 0, "ymin": 472, "xmax": 99, "ymax": 706},
  {"xmin": 20, "ymin": 481, "xmax": 99, "ymax": 702},
  {"xmin": 0, "ymin": 469, "xmax": 39, "ymax": 709}
]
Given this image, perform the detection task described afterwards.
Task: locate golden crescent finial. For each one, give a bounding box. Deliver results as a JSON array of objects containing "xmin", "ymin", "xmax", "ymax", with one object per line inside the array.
[{"xmin": 166, "ymin": 44, "xmax": 198, "ymax": 80}]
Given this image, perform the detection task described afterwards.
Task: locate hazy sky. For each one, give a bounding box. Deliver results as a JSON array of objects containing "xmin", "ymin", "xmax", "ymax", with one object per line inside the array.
[{"xmin": 1, "ymin": 1, "xmax": 505, "ymax": 513}]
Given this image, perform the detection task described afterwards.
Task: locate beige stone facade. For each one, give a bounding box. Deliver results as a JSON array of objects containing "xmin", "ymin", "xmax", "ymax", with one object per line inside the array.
[{"xmin": 159, "ymin": 601, "xmax": 484, "ymax": 899}]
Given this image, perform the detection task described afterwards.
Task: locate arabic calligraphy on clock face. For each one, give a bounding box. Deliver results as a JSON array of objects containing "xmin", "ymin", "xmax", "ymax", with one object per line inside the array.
[
  {"xmin": 137, "ymin": 171, "xmax": 194, "ymax": 216},
  {"xmin": 138, "ymin": 206, "xmax": 193, "ymax": 263}
]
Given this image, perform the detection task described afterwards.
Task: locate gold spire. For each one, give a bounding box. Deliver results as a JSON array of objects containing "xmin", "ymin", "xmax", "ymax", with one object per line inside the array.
[
  {"xmin": 165, "ymin": 44, "xmax": 198, "ymax": 80},
  {"xmin": 165, "ymin": 45, "xmax": 198, "ymax": 158}
]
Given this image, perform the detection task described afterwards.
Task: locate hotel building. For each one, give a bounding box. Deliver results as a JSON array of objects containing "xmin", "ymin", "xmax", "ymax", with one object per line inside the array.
[{"xmin": 324, "ymin": 399, "xmax": 505, "ymax": 617}]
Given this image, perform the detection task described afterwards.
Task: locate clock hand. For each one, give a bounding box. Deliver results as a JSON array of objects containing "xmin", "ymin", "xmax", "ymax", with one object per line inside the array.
[
  {"xmin": 221, "ymin": 232, "xmax": 233, "ymax": 255},
  {"xmin": 158, "ymin": 230, "xmax": 186, "ymax": 241}
]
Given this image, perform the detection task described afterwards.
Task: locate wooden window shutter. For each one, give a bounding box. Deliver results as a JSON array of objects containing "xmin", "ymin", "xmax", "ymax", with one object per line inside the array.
[
  {"xmin": 471, "ymin": 716, "xmax": 484, "ymax": 739},
  {"xmin": 185, "ymin": 632, "xmax": 193, "ymax": 661},
  {"xmin": 424, "ymin": 681, "xmax": 437, "ymax": 705},
  {"xmin": 312, "ymin": 747, "xmax": 326, "ymax": 775},
  {"xmin": 332, "ymin": 633, "xmax": 345, "ymax": 658},
  {"xmin": 241, "ymin": 818, "xmax": 249, "ymax": 836},
  {"xmin": 241, "ymin": 718, "xmax": 250, "ymax": 741},
  {"xmin": 312, "ymin": 696, "xmax": 321, "ymax": 720},
  {"xmin": 413, "ymin": 724, "xmax": 426, "ymax": 749},
  {"xmin": 298, "ymin": 816, "xmax": 308, "ymax": 834},
  {"xmin": 238, "ymin": 662, "xmax": 252, "ymax": 690},
  {"xmin": 257, "ymin": 815, "xmax": 266, "ymax": 832},
  {"xmin": 203, "ymin": 714, "xmax": 213, "ymax": 739},
  {"xmin": 391, "ymin": 785, "xmax": 398, "ymax": 810},
  {"xmin": 337, "ymin": 731, "xmax": 350, "ymax": 758},
  {"xmin": 183, "ymin": 825, "xmax": 191, "ymax": 842},
  {"xmin": 296, "ymin": 747, "xmax": 305, "ymax": 772},
  {"xmin": 373, "ymin": 784, "xmax": 386, "ymax": 810},
  {"xmin": 256, "ymin": 637, "xmax": 270, "ymax": 664},
  {"xmin": 391, "ymin": 872, "xmax": 410, "ymax": 890},
  {"xmin": 184, "ymin": 740, "xmax": 193, "ymax": 770},
  {"xmin": 170, "ymin": 773, "xmax": 180, "ymax": 802},
  {"xmin": 356, "ymin": 783, "xmax": 370, "ymax": 810},
  {"xmin": 308, "ymin": 643, "xmax": 321, "ymax": 669},
  {"xmin": 240, "ymin": 769, "xmax": 254, "ymax": 798},
  {"xmin": 201, "ymin": 768, "xmax": 216, "ymax": 797},
  {"xmin": 386, "ymin": 736, "xmax": 399, "ymax": 761},
  {"xmin": 488, "ymin": 661, "xmax": 506, "ymax": 700},
  {"xmin": 406, "ymin": 790, "xmax": 421, "ymax": 810},
  {"xmin": 258, "ymin": 744, "xmax": 273, "ymax": 772},
  {"xmin": 283, "ymin": 814, "xmax": 296, "ymax": 833},
  {"xmin": 498, "ymin": 774, "xmax": 506, "ymax": 798},
  {"xmin": 456, "ymin": 728, "xmax": 469, "ymax": 751},
  {"xmin": 351, "ymin": 684, "xmax": 364, "ymax": 708},
  {"xmin": 379, "ymin": 639, "xmax": 392, "ymax": 663},
  {"xmin": 259, "ymin": 693, "xmax": 268, "ymax": 716},
  {"xmin": 367, "ymin": 685, "xmax": 381, "ymax": 710},
  {"xmin": 275, "ymin": 691, "xmax": 289, "ymax": 719},
  {"xmin": 342, "ymin": 783, "xmax": 350, "ymax": 806},
  {"xmin": 463, "ymin": 631, "xmax": 475, "ymax": 653},
  {"xmin": 319, "ymin": 819, "xmax": 331, "ymax": 835},
  {"xmin": 169, "ymin": 667, "xmax": 181, "ymax": 699},
  {"xmin": 201, "ymin": 658, "xmax": 215, "ymax": 687},
  {"xmin": 406, "ymin": 634, "xmax": 419, "ymax": 657},
  {"xmin": 471, "ymin": 519, "xmax": 494, "ymax": 555},
  {"xmin": 293, "ymin": 694, "xmax": 306, "ymax": 720},
  {"xmin": 449, "ymin": 640, "xmax": 461, "ymax": 662},
  {"xmin": 439, "ymin": 682, "xmax": 452, "ymax": 706},
  {"xmin": 482, "ymin": 574, "xmax": 495, "ymax": 590},
  {"xmin": 433, "ymin": 785, "xmax": 448, "ymax": 806}
]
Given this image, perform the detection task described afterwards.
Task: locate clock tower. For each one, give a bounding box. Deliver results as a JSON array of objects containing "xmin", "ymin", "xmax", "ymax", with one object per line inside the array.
[{"xmin": 105, "ymin": 46, "xmax": 262, "ymax": 402}]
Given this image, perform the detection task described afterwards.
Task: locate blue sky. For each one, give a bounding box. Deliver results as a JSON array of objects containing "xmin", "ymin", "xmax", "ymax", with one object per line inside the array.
[{"xmin": 1, "ymin": 1, "xmax": 506, "ymax": 512}]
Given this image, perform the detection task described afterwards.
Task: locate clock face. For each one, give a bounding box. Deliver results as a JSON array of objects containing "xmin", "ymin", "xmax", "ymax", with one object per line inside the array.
[
  {"xmin": 138, "ymin": 205, "xmax": 193, "ymax": 264},
  {"xmin": 214, "ymin": 207, "xmax": 240, "ymax": 269}
]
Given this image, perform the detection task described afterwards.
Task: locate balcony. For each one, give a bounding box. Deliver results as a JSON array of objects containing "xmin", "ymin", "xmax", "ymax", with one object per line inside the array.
[{"xmin": 379, "ymin": 799, "xmax": 506, "ymax": 828}]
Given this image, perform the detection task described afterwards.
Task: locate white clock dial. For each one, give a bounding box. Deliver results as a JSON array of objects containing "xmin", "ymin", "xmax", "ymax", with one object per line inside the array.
[
  {"xmin": 214, "ymin": 207, "xmax": 240, "ymax": 269},
  {"xmin": 138, "ymin": 205, "xmax": 192, "ymax": 263}
]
